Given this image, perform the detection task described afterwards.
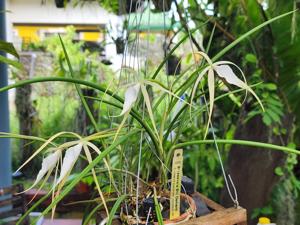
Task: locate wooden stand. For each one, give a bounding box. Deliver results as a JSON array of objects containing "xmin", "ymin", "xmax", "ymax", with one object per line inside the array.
[{"xmin": 185, "ymin": 193, "xmax": 247, "ymax": 225}]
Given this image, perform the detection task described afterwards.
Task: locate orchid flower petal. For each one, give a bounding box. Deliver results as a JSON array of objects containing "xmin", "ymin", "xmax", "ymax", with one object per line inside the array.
[
  {"xmin": 31, "ymin": 151, "xmax": 61, "ymax": 189},
  {"xmin": 120, "ymin": 83, "xmax": 141, "ymax": 115},
  {"xmin": 56, "ymin": 143, "xmax": 82, "ymax": 184},
  {"xmin": 214, "ymin": 64, "xmax": 246, "ymax": 87},
  {"xmin": 214, "ymin": 64, "xmax": 264, "ymax": 110}
]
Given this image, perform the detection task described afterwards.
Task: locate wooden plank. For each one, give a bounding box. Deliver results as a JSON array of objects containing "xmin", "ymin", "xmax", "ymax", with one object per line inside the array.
[{"xmin": 183, "ymin": 207, "xmax": 247, "ymax": 225}]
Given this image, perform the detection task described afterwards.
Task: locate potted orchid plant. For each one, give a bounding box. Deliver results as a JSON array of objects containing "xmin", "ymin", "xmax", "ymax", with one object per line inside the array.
[{"xmin": 0, "ymin": 10, "xmax": 298, "ymax": 225}]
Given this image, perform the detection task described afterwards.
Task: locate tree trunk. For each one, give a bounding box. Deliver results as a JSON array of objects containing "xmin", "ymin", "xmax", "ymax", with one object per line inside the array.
[
  {"xmin": 75, "ymin": 88, "xmax": 98, "ymax": 136},
  {"xmin": 15, "ymin": 53, "xmax": 38, "ymax": 176},
  {"xmin": 221, "ymin": 111, "xmax": 293, "ymax": 225}
]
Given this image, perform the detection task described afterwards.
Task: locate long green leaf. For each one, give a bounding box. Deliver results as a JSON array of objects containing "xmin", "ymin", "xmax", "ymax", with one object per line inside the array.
[
  {"xmin": 0, "ymin": 40, "xmax": 19, "ymax": 58},
  {"xmin": 153, "ymin": 188, "xmax": 164, "ymax": 225},
  {"xmin": 107, "ymin": 195, "xmax": 127, "ymax": 225},
  {"xmin": 0, "ymin": 55, "xmax": 22, "ymax": 69},
  {"xmin": 82, "ymin": 198, "xmax": 118, "ymax": 225}
]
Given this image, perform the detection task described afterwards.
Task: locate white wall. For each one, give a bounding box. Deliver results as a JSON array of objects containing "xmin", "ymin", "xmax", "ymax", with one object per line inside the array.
[{"xmin": 7, "ymin": 0, "xmax": 118, "ymax": 25}]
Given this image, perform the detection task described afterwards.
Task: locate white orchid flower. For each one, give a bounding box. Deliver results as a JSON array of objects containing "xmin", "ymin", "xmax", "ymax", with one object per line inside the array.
[
  {"xmin": 120, "ymin": 83, "xmax": 141, "ymax": 116},
  {"xmin": 13, "ymin": 131, "xmax": 113, "ymax": 216},
  {"xmin": 24, "ymin": 150, "xmax": 61, "ymax": 192},
  {"xmin": 191, "ymin": 52, "xmax": 264, "ymax": 137},
  {"xmin": 117, "ymin": 79, "xmax": 191, "ymax": 141},
  {"xmin": 56, "ymin": 143, "xmax": 83, "ymax": 184}
]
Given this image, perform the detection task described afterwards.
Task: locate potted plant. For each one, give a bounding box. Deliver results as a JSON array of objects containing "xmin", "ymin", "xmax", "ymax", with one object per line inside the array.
[
  {"xmin": 0, "ymin": 10, "xmax": 298, "ymax": 225},
  {"xmin": 115, "ymin": 37, "xmax": 125, "ymax": 54},
  {"xmin": 125, "ymin": 0, "xmax": 145, "ymax": 13},
  {"xmin": 55, "ymin": 0, "xmax": 68, "ymax": 8},
  {"xmin": 152, "ymin": 0, "xmax": 173, "ymax": 12},
  {"xmin": 166, "ymin": 54, "xmax": 181, "ymax": 75}
]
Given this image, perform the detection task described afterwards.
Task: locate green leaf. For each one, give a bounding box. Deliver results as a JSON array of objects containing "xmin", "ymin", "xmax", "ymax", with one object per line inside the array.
[
  {"xmin": 0, "ymin": 55, "xmax": 22, "ymax": 69},
  {"xmin": 0, "ymin": 40, "xmax": 19, "ymax": 58},
  {"xmin": 267, "ymin": 104, "xmax": 283, "ymax": 117},
  {"xmin": 265, "ymin": 109, "xmax": 281, "ymax": 123},
  {"xmin": 107, "ymin": 195, "xmax": 126, "ymax": 225},
  {"xmin": 245, "ymin": 53, "xmax": 257, "ymax": 63},
  {"xmin": 207, "ymin": 156, "xmax": 216, "ymax": 170},
  {"xmin": 266, "ymin": 97, "xmax": 283, "ymax": 107},
  {"xmin": 261, "ymin": 206, "xmax": 273, "ymax": 215},
  {"xmin": 262, "ymin": 114, "xmax": 272, "ymax": 125},
  {"xmin": 153, "ymin": 188, "xmax": 164, "ymax": 225},
  {"xmin": 275, "ymin": 167, "xmax": 284, "ymax": 176},
  {"xmin": 264, "ymin": 83, "xmax": 277, "ymax": 91}
]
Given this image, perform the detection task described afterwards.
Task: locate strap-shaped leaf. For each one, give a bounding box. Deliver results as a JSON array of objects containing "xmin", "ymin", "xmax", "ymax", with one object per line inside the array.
[
  {"xmin": 0, "ymin": 40, "xmax": 19, "ymax": 58},
  {"xmin": 0, "ymin": 55, "xmax": 22, "ymax": 69}
]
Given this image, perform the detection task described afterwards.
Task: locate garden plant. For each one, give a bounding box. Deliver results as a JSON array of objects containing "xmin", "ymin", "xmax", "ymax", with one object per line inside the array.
[{"xmin": 0, "ymin": 1, "xmax": 300, "ymax": 225}]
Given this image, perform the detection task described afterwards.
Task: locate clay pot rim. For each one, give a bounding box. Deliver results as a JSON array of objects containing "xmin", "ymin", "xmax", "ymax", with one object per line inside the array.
[{"xmin": 155, "ymin": 193, "xmax": 196, "ymax": 225}]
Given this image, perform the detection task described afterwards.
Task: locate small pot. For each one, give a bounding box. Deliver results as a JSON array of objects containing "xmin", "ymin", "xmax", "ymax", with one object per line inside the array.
[
  {"xmin": 121, "ymin": 192, "xmax": 196, "ymax": 225},
  {"xmin": 166, "ymin": 55, "xmax": 181, "ymax": 76},
  {"xmin": 115, "ymin": 37, "xmax": 125, "ymax": 54},
  {"xmin": 55, "ymin": 0, "xmax": 66, "ymax": 8},
  {"xmin": 152, "ymin": 0, "xmax": 173, "ymax": 12},
  {"xmin": 75, "ymin": 182, "xmax": 91, "ymax": 194},
  {"xmin": 125, "ymin": 0, "xmax": 145, "ymax": 13}
]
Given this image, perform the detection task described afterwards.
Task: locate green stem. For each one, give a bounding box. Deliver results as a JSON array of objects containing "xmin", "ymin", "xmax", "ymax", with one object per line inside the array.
[{"xmin": 172, "ymin": 139, "xmax": 300, "ymax": 155}]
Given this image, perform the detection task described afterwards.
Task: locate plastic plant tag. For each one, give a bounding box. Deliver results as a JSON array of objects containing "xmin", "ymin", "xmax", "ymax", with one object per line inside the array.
[{"xmin": 170, "ymin": 149, "xmax": 183, "ymax": 220}]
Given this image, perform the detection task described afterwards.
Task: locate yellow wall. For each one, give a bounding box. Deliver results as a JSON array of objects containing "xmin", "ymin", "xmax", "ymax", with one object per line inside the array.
[
  {"xmin": 82, "ymin": 32, "xmax": 101, "ymax": 42},
  {"xmin": 14, "ymin": 25, "xmax": 40, "ymax": 44},
  {"xmin": 14, "ymin": 25, "xmax": 103, "ymax": 44}
]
